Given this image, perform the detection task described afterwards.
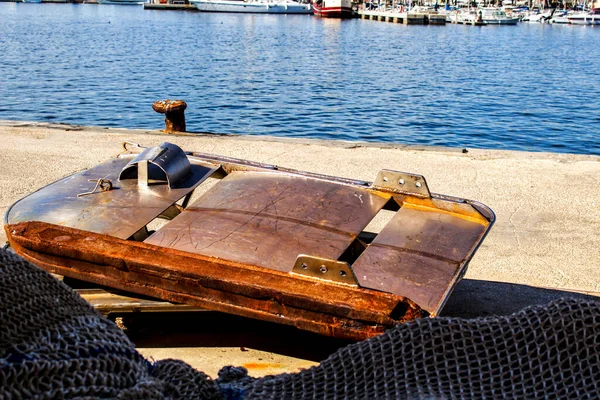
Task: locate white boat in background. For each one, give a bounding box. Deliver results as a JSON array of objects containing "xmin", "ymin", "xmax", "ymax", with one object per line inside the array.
[
  {"xmin": 192, "ymin": 0, "xmax": 313, "ymax": 13},
  {"xmin": 312, "ymin": 0, "xmax": 353, "ymax": 17},
  {"xmin": 98, "ymin": 0, "xmax": 146, "ymax": 4},
  {"xmin": 568, "ymin": 7, "xmax": 600, "ymax": 24},
  {"xmin": 479, "ymin": 7, "xmax": 519, "ymax": 24},
  {"xmin": 504, "ymin": 5, "xmax": 529, "ymax": 19},
  {"xmin": 550, "ymin": 10, "xmax": 570, "ymax": 23},
  {"xmin": 521, "ymin": 9, "xmax": 554, "ymax": 22},
  {"xmin": 22, "ymin": 0, "xmax": 42, "ymax": 3},
  {"xmin": 446, "ymin": 9, "xmax": 487, "ymax": 25}
]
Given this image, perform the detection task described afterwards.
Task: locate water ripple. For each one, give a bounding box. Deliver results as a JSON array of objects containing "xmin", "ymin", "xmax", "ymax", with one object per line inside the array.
[{"xmin": 1, "ymin": 4, "xmax": 599, "ymax": 154}]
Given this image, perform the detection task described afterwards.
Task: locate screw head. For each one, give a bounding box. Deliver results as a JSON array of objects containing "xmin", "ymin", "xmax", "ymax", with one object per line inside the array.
[
  {"xmin": 398, "ymin": 179, "xmax": 405, "ymax": 185},
  {"xmin": 301, "ymin": 263, "xmax": 308, "ymax": 270},
  {"xmin": 319, "ymin": 265, "xmax": 328, "ymax": 273},
  {"xmin": 415, "ymin": 182, "xmax": 422, "ymax": 188},
  {"xmin": 339, "ymin": 270, "xmax": 347, "ymax": 277}
]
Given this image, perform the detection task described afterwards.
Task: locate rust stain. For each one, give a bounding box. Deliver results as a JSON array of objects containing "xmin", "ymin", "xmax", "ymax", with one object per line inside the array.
[
  {"xmin": 401, "ymin": 197, "xmax": 489, "ymax": 225},
  {"xmin": 152, "ymin": 99, "xmax": 187, "ymax": 133},
  {"xmin": 242, "ymin": 363, "xmax": 284, "ymax": 370},
  {"xmin": 6, "ymin": 221, "xmax": 424, "ymax": 341}
]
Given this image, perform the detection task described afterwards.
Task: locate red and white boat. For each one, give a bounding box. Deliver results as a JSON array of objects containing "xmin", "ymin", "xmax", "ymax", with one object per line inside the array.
[{"xmin": 312, "ymin": 0, "xmax": 353, "ymax": 17}]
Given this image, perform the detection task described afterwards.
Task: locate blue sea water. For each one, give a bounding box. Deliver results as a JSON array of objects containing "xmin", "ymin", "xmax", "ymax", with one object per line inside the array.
[{"xmin": 1, "ymin": 3, "xmax": 599, "ymax": 154}]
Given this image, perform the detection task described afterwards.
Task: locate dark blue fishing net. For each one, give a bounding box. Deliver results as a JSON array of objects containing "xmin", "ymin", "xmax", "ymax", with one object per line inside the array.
[{"xmin": 1, "ymin": 249, "xmax": 598, "ymax": 399}]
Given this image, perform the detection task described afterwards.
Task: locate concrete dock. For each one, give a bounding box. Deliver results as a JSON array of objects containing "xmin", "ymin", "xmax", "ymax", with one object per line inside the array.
[{"xmin": 1, "ymin": 120, "xmax": 599, "ymax": 377}]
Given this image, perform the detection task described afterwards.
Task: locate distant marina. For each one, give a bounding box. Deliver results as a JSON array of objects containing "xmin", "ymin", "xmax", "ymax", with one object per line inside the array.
[
  {"xmin": 0, "ymin": 2, "xmax": 599, "ymax": 155},
  {"xmin": 8, "ymin": 0, "xmax": 600, "ymax": 24}
]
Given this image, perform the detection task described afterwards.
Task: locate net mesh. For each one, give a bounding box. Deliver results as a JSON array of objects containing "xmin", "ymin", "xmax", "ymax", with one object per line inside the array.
[
  {"xmin": 242, "ymin": 297, "xmax": 600, "ymax": 399},
  {"xmin": 1, "ymin": 248, "xmax": 598, "ymax": 399},
  {"xmin": 0, "ymin": 249, "xmax": 221, "ymax": 400}
]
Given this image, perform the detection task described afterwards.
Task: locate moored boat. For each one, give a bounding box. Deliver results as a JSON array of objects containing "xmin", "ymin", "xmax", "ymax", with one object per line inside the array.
[
  {"xmin": 568, "ymin": 8, "xmax": 600, "ymax": 24},
  {"xmin": 479, "ymin": 7, "xmax": 519, "ymax": 24},
  {"xmin": 97, "ymin": 0, "xmax": 146, "ymax": 4},
  {"xmin": 550, "ymin": 10, "xmax": 570, "ymax": 24},
  {"xmin": 446, "ymin": 9, "xmax": 487, "ymax": 25},
  {"xmin": 191, "ymin": 0, "xmax": 312, "ymax": 13},
  {"xmin": 504, "ymin": 5, "xmax": 529, "ymax": 19},
  {"xmin": 521, "ymin": 9, "xmax": 554, "ymax": 22},
  {"xmin": 312, "ymin": 0, "xmax": 353, "ymax": 18}
]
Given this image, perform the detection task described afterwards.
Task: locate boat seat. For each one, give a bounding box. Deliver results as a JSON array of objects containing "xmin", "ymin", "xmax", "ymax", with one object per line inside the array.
[
  {"xmin": 144, "ymin": 170, "xmax": 389, "ymax": 272},
  {"xmin": 144, "ymin": 170, "xmax": 490, "ymax": 315},
  {"xmin": 6, "ymin": 145, "xmax": 218, "ymax": 240}
]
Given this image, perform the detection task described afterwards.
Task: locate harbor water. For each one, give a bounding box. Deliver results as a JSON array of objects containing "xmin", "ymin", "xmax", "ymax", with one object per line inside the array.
[{"xmin": 1, "ymin": 3, "xmax": 599, "ymax": 155}]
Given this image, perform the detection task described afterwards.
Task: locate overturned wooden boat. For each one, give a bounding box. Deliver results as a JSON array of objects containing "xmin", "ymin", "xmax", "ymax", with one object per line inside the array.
[{"xmin": 5, "ymin": 142, "xmax": 494, "ymax": 340}]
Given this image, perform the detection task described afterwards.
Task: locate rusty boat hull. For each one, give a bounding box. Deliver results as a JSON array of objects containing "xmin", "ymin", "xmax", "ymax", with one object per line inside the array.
[{"xmin": 5, "ymin": 142, "xmax": 494, "ymax": 340}]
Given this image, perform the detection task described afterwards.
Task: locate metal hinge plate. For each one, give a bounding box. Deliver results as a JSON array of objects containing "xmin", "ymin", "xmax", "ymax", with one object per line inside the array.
[
  {"xmin": 291, "ymin": 255, "xmax": 359, "ymax": 287},
  {"xmin": 371, "ymin": 169, "xmax": 431, "ymax": 198}
]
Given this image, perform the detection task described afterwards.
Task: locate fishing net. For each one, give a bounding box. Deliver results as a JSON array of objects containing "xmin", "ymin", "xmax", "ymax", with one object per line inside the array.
[
  {"xmin": 0, "ymin": 249, "xmax": 221, "ymax": 400},
  {"xmin": 1, "ymin": 248, "xmax": 598, "ymax": 399}
]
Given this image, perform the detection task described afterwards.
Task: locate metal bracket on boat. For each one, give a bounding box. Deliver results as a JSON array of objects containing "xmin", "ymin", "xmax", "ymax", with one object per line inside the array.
[
  {"xmin": 291, "ymin": 255, "xmax": 359, "ymax": 287},
  {"xmin": 119, "ymin": 142, "xmax": 191, "ymax": 189},
  {"xmin": 370, "ymin": 169, "xmax": 431, "ymax": 198},
  {"xmin": 122, "ymin": 141, "xmax": 144, "ymax": 152},
  {"xmin": 77, "ymin": 177, "xmax": 113, "ymax": 197}
]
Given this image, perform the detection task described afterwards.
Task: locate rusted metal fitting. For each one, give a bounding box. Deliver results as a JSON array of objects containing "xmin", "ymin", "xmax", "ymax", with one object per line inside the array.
[
  {"xmin": 152, "ymin": 99, "xmax": 187, "ymax": 133},
  {"xmin": 77, "ymin": 178, "xmax": 113, "ymax": 197}
]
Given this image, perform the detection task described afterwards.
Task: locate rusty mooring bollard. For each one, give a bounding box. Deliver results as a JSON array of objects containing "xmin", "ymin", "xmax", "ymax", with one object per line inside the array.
[{"xmin": 152, "ymin": 99, "xmax": 187, "ymax": 133}]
